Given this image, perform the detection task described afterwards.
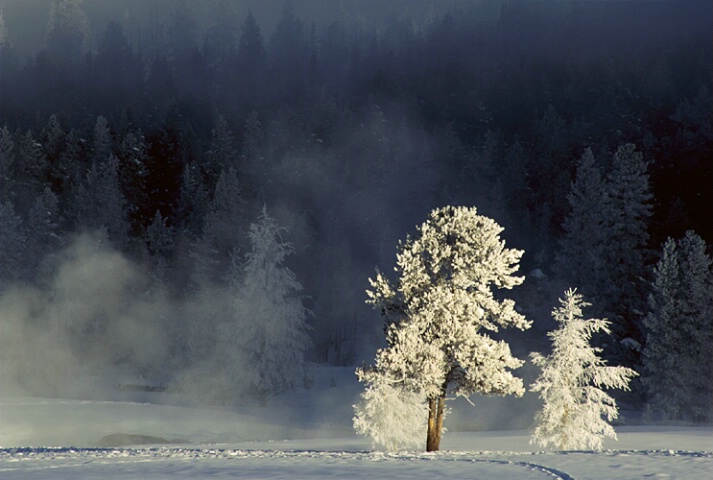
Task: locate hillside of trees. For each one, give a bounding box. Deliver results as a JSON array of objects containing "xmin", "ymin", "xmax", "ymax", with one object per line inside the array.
[{"xmin": 0, "ymin": 1, "xmax": 711, "ymax": 412}]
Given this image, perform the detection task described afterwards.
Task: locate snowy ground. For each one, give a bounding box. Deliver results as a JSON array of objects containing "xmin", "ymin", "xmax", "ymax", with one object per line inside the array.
[{"xmin": 1, "ymin": 367, "xmax": 711, "ymax": 479}]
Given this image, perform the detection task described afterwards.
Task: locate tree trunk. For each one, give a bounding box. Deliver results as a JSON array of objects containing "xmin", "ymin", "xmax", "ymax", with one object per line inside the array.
[{"xmin": 426, "ymin": 394, "xmax": 446, "ymax": 451}]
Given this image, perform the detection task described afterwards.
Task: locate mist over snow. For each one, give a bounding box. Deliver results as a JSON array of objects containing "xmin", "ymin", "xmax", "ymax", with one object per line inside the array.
[{"xmin": 0, "ymin": 233, "xmax": 171, "ymax": 399}]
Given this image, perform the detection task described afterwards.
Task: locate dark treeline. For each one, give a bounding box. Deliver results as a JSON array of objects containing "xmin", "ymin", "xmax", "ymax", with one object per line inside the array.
[{"xmin": 0, "ymin": 1, "xmax": 711, "ymax": 393}]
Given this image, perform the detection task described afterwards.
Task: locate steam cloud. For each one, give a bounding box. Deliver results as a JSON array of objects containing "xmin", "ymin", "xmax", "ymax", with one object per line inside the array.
[{"xmin": 0, "ymin": 233, "xmax": 170, "ymax": 399}]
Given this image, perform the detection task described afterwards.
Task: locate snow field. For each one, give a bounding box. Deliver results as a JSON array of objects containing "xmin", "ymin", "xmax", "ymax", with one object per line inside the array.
[
  {"xmin": 1, "ymin": 444, "xmax": 711, "ymax": 480},
  {"xmin": 1, "ymin": 367, "xmax": 711, "ymax": 479}
]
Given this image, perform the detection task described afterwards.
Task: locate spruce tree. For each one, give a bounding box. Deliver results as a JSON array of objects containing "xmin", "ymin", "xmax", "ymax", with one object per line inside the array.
[
  {"xmin": 557, "ymin": 144, "xmax": 652, "ymax": 350},
  {"xmin": 556, "ymin": 148, "xmax": 608, "ymax": 300},
  {"xmin": 643, "ymin": 232, "xmax": 713, "ymax": 421},
  {"xmin": 222, "ymin": 207, "xmax": 311, "ymax": 405},
  {"xmin": 75, "ymin": 154, "xmax": 128, "ymax": 247},
  {"xmin": 193, "ymin": 167, "xmax": 245, "ymax": 283},
  {"xmin": 0, "ymin": 126, "xmax": 15, "ymax": 203},
  {"xmin": 0, "ymin": 201, "xmax": 25, "ymax": 289},
  {"xmin": 603, "ymin": 144, "xmax": 652, "ymax": 334},
  {"xmin": 530, "ymin": 289, "xmax": 638, "ymax": 451}
]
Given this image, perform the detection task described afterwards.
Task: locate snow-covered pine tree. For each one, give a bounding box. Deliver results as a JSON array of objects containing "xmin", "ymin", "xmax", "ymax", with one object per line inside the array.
[
  {"xmin": 224, "ymin": 207, "xmax": 311, "ymax": 406},
  {"xmin": 643, "ymin": 231, "xmax": 713, "ymax": 421},
  {"xmin": 355, "ymin": 206, "xmax": 531, "ymax": 451},
  {"xmin": 530, "ymin": 289, "xmax": 638, "ymax": 451}
]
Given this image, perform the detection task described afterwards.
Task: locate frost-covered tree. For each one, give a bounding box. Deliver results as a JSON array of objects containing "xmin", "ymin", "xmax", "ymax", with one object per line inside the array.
[
  {"xmin": 353, "ymin": 372, "xmax": 428, "ymax": 451},
  {"xmin": 643, "ymin": 232, "xmax": 713, "ymax": 421},
  {"xmin": 222, "ymin": 207, "xmax": 311, "ymax": 405},
  {"xmin": 530, "ymin": 289, "xmax": 638, "ymax": 451},
  {"xmin": 356, "ymin": 206, "xmax": 531, "ymax": 451}
]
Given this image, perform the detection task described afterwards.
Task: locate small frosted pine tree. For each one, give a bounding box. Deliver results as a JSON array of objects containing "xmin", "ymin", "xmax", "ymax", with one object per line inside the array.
[
  {"xmin": 355, "ymin": 206, "xmax": 530, "ymax": 452},
  {"xmin": 530, "ymin": 289, "xmax": 638, "ymax": 451}
]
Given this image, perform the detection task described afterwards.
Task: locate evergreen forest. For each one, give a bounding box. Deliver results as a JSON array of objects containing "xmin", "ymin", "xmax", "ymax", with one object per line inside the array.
[{"xmin": 0, "ymin": 0, "xmax": 710, "ymax": 416}]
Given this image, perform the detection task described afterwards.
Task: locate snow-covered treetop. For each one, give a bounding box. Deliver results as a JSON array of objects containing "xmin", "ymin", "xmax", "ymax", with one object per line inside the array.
[{"xmin": 365, "ymin": 206, "xmax": 530, "ymax": 400}]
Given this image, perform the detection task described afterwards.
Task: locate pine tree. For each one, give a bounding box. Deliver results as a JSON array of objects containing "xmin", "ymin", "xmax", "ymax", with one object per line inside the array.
[
  {"xmin": 603, "ymin": 144, "xmax": 652, "ymax": 333},
  {"xmin": 117, "ymin": 131, "xmax": 149, "ymax": 231},
  {"xmin": 0, "ymin": 5, "xmax": 7, "ymax": 47},
  {"xmin": 221, "ymin": 207, "xmax": 311, "ymax": 405},
  {"xmin": 677, "ymin": 232, "xmax": 713, "ymax": 421},
  {"xmin": 193, "ymin": 167, "xmax": 245, "ymax": 283},
  {"xmin": 16, "ymin": 130, "xmax": 49, "ymax": 211},
  {"xmin": 643, "ymin": 232, "xmax": 713, "ymax": 421},
  {"xmin": 355, "ymin": 206, "xmax": 530, "ymax": 451},
  {"xmin": 145, "ymin": 210, "xmax": 175, "ymax": 281},
  {"xmin": 203, "ymin": 0, "xmax": 238, "ymax": 71},
  {"xmin": 0, "ymin": 201, "xmax": 25, "ymax": 289},
  {"xmin": 556, "ymin": 148, "xmax": 609, "ymax": 300},
  {"xmin": 75, "ymin": 154, "xmax": 128, "ymax": 247},
  {"xmin": 46, "ymin": 0, "xmax": 91, "ymax": 66},
  {"xmin": 530, "ymin": 289, "xmax": 638, "ymax": 451},
  {"xmin": 556, "ymin": 144, "xmax": 652, "ymax": 352},
  {"xmin": 92, "ymin": 116, "xmax": 112, "ymax": 162},
  {"xmin": 0, "ymin": 126, "xmax": 15, "ymax": 203},
  {"xmin": 26, "ymin": 188, "xmax": 61, "ymax": 275},
  {"xmin": 204, "ymin": 115, "xmax": 237, "ymax": 187},
  {"xmin": 177, "ymin": 161, "xmax": 210, "ymax": 237}
]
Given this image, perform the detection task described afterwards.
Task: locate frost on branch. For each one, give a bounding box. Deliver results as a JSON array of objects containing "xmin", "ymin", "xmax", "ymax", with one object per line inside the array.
[
  {"xmin": 530, "ymin": 289, "xmax": 638, "ymax": 451},
  {"xmin": 355, "ymin": 206, "xmax": 530, "ymax": 451},
  {"xmin": 353, "ymin": 367, "xmax": 428, "ymax": 451}
]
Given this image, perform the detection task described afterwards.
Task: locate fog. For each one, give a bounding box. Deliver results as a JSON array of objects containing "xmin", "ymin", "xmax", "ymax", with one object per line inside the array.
[
  {"xmin": 0, "ymin": 0, "xmax": 711, "ymax": 444},
  {"xmin": 0, "ymin": 234, "xmax": 167, "ymax": 397}
]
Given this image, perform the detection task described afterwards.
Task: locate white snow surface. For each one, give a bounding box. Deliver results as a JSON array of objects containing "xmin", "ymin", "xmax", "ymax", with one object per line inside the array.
[{"xmin": 1, "ymin": 367, "xmax": 711, "ymax": 479}]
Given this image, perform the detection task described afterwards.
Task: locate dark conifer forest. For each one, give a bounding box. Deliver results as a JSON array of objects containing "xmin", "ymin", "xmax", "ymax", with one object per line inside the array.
[{"xmin": 0, "ymin": 0, "xmax": 711, "ymax": 413}]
